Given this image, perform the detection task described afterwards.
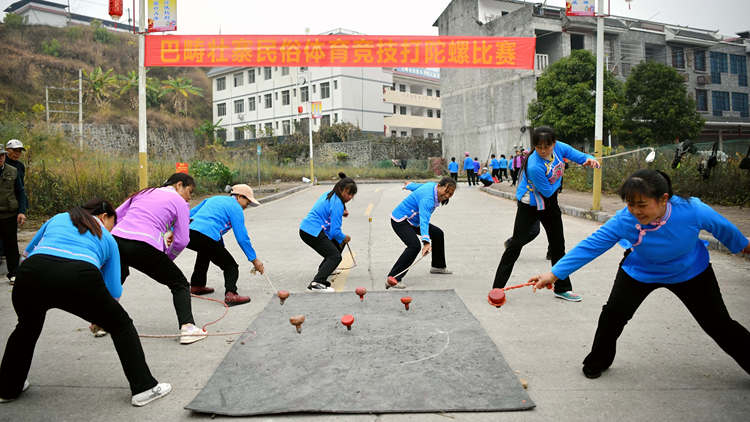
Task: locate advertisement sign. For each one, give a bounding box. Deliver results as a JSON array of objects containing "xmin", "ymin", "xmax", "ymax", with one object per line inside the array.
[
  {"xmin": 175, "ymin": 162, "xmax": 189, "ymax": 174},
  {"xmin": 311, "ymin": 101, "xmax": 322, "ymax": 119},
  {"xmin": 148, "ymin": 0, "xmax": 177, "ymax": 33},
  {"xmin": 145, "ymin": 35, "xmax": 536, "ymax": 69},
  {"xmin": 566, "ymin": 0, "xmax": 595, "ymax": 17}
]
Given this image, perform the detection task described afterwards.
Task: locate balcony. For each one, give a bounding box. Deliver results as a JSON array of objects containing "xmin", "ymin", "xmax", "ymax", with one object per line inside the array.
[
  {"xmin": 385, "ymin": 114, "xmax": 442, "ymax": 131},
  {"xmin": 383, "ymin": 88, "xmax": 441, "ymax": 109},
  {"xmin": 535, "ymin": 54, "xmax": 549, "ymax": 72}
]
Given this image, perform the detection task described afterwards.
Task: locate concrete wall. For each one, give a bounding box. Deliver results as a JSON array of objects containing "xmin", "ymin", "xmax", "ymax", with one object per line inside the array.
[
  {"xmin": 52, "ymin": 123, "xmax": 197, "ymax": 160},
  {"xmin": 312, "ymin": 139, "xmax": 443, "ymax": 166}
]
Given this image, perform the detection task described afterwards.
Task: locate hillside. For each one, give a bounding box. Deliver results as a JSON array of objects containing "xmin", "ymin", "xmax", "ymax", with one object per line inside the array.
[{"xmin": 0, "ymin": 18, "xmax": 210, "ymax": 130}]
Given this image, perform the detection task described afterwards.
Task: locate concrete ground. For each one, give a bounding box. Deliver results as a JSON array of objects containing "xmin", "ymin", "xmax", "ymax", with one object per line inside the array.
[{"xmin": 1, "ymin": 183, "xmax": 749, "ymax": 421}]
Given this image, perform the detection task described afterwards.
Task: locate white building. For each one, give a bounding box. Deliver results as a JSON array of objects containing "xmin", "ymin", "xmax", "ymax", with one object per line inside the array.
[
  {"xmin": 207, "ymin": 65, "xmax": 442, "ymax": 142},
  {"xmin": 3, "ymin": 0, "xmax": 132, "ymax": 32}
]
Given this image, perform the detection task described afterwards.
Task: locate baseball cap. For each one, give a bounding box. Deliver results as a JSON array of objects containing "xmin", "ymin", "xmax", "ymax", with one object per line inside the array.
[
  {"xmin": 0, "ymin": 148, "xmax": 7, "ymax": 155},
  {"xmin": 6, "ymin": 139, "xmax": 25, "ymax": 150},
  {"xmin": 230, "ymin": 184, "xmax": 261, "ymax": 206}
]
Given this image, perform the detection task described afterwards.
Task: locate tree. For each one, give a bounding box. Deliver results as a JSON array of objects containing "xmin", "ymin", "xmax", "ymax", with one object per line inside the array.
[
  {"xmin": 117, "ymin": 70, "xmax": 140, "ymax": 110},
  {"xmin": 622, "ymin": 61, "xmax": 704, "ymax": 145},
  {"xmin": 527, "ymin": 50, "xmax": 625, "ymax": 148},
  {"xmin": 2, "ymin": 12, "xmax": 26, "ymax": 30},
  {"xmin": 194, "ymin": 119, "xmax": 223, "ymax": 147},
  {"xmin": 146, "ymin": 76, "xmax": 166, "ymax": 108},
  {"xmin": 161, "ymin": 76, "xmax": 203, "ymax": 115},
  {"xmin": 83, "ymin": 66, "xmax": 118, "ymax": 107}
]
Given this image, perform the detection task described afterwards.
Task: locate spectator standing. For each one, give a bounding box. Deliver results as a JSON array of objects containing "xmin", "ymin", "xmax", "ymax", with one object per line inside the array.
[
  {"xmin": 448, "ymin": 157, "xmax": 459, "ymax": 182},
  {"xmin": 462, "ymin": 152, "xmax": 475, "ymax": 186},
  {"xmin": 0, "ymin": 147, "xmax": 27, "ymax": 285}
]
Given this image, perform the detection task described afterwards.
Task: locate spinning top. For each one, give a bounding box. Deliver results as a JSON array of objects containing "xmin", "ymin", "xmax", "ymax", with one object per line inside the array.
[
  {"xmin": 401, "ymin": 296, "xmax": 412, "ymax": 311},
  {"xmin": 355, "ymin": 287, "xmax": 367, "ymax": 301},
  {"xmin": 341, "ymin": 314, "xmax": 354, "ymax": 331},
  {"xmin": 277, "ymin": 290, "xmax": 290, "ymax": 305},
  {"xmin": 488, "ymin": 288, "xmax": 506, "ymax": 308},
  {"xmin": 289, "ymin": 315, "xmax": 305, "ymax": 334}
]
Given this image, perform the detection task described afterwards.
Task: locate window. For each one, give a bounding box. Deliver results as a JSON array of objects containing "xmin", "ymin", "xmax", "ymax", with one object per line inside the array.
[
  {"xmin": 334, "ymin": 113, "xmax": 338, "ymax": 123},
  {"xmin": 248, "ymin": 97, "xmax": 256, "ymax": 111},
  {"xmin": 248, "ymin": 124, "xmax": 256, "ymax": 139},
  {"xmin": 400, "ymin": 131, "xmax": 407, "ymax": 137},
  {"xmin": 216, "ymin": 128, "xmax": 226, "ymax": 142},
  {"xmin": 710, "ymin": 52, "xmax": 728, "ymax": 84},
  {"xmin": 695, "ymin": 89, "xmax": 708, "ymax": 111},
  {"xmin": 300, "ymin": 117, "xmax": 310, "ymax": 134},
  {"xmin": 427, "ymin": 88, "xmax": 433, "ymax": 96},
  {"xmin": 264, "ymin": 93, "xmax": 272, "ymax": 108},
  {"xmin": 730, "ymin": 54, "xmax": 748, "ymax": 87},
  {"xmin": 301, "ymin": 86, "xmax": 309, "ymax": 102},
  {"xmin": 234, "ymin": 127, "xmax": 245, "ymax": 140},
  {"xmin": 282, "ymin": 90, "xmax": 290, "ymax": 105},
  {"xmin": 275, "ymin": 92, "xmax": 278, "ymax": 100},
  {"xmin": 234, "ymin": 99, "xmax": 244, "ymax": 114},
  {"xmin": 282, "ymin": 120, "xmax": 291, "ymax": 135},
  {"xmin": 333, "ymin": 80, "xmax": 338, "ymax": 89},
  {"xmin": 313, "ymin": 84, "xmax": 317, "ymax": 94},
  {"xmin": 393, "ymin": 105, "xmax": 396, "ymax": 113},
  {"xmin": 248, "ymin": 69, "xmax": 255, "ymax": 84},
  {"xmin": 264, "ymin": 122, "xmax": 273, "ymax": 136},
  {"xmin": 712, "ymin": 91, "xmax": 730, "ymax": 116},
  {"xmin": 321, "ymin": 114, "xmax": 330, "ymax": 128},
  {"xmin": 264, "ymin": 67, "xmax": 272, "ymax": 80},
  {"xmin": 392, "ymin": 82, "xmax": 396, "ymax": 90},
  {"xmin": 671, "ymin": 47, "xmax": 685, "ymax": 69},
  {"xmin": 436, "ymin": 89, "xmax": 441, "ymax": 97},
  {"xmin": 321, "ymin": 82, "xmax": 330, "ymax": 99},
  {"xmin": 216, "ymin": 77, "xmax": 226, "ymax": 91},
  {"xmin": 217, "ymin": 103, "xmax": 226, "ymax": 116},
  {"xmin": 428, "ymin": 133, "xmax": 434, "ymax": 138},
  {"xmin": 282, "ymin": 67, "xmax": 289, "ymax": 76},
  {"xmin": 293, "ymin": 88, "xmax": 297, "ymax": 97},
  {"xmin": 571, "ymin": 34, "xmax": 584, "ymax": 50},
  {"xmin": 436, "ymin": 110, "xmax": 441, "ymax": 118},
  {"xmin": 275, "ymin": 121, "xmax": 279, "ymax": 129},
  {"xmin": 300, "ymin": 67, "xmax": 308, "ymax": 73},
  {"xmin": 399, "ymin": 84, "xmax": 406, "ymax": 92},
  {"xmin": 427, "ymin": 109, "xmax": 433, "ymax": 117},
  {"xmin": 234, "ymin": 72, "xmax": 243, "ymax": 87},
  {"xmin": 391, "ymin": 130, "xmax": 397, "ymax": 137},
  {"xmin": 694, "ymin": 50, "xmax": 706, "ymax": 72},
  {"xmin": 399, "ymin": 106, "xmax": 406, "ymax": 115},
  {"xmin": 732, "ymin": 92, "xmax": 749, "ymax": 117}
]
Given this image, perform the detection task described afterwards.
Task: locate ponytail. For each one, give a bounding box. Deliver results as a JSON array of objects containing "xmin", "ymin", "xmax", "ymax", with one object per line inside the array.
[
  {"xmin": 326, "ymin": 172, "xmax": 357, "ymax": 201},
  {"xmin": 124, "ymin": 172, "xmax": 196, "ymax": 203},
  {"xmin": 69, "ymin": 198, "xmax": 117, "ymax": 238}
]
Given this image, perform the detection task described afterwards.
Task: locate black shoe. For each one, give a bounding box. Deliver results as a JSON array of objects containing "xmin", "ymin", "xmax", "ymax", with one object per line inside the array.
[
  {"xmin": 307, "ymin": 282, "xmax": 334, "ymax": 292},
  {"xmin": 582, "ymin": 365, "xmax": 603, "ymax": 379}
]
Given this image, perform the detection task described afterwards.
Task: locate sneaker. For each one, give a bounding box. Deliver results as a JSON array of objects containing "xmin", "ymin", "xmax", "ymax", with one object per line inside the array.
[
  {"xmin": 224, "ymin": 292, "xmax": 251, "ymax": 306},
  {"xmin": 0, "ymin": 379, "xmax": 30, "ymax": 403},
  {"xmin": 430, "ymin": 267, "xmax": 453, "ymax": 274},
  {"xmin": 582, "ymin": 365, "xmax": 604, "ymax": 379},
  {"xmin": 7, "ymin": 275, "xmax": 15, "ymax": 286},
  {"xmin": 131, "ymin": 382, "xmax": 172, "ymax": 407},
  {"xmin": 307, "ymin": 282, "xmax": 335, "ymax": 292},
  {"xmin": 179, "ymin": 324, "xmax": 207, "ymax": 345},
  {"xmin": 385, "ymin": 278, "xmax": 407, "ymax": 289},
  {"xmin": 89, "ymin": 324, "xmax": 108, "ymax": 337},
  {"xmin": 554, "ymin": 291, "xmax": 582, "ymax": 302},
  {"xmin": 190, "ymin": 286, "xmax": 215, "ymax": 295}
]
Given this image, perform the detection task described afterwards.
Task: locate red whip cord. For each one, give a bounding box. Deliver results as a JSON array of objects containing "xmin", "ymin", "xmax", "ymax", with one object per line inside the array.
[{"xmin": 502, "ymin": 282, "xmax": 536, "ymax": 291}]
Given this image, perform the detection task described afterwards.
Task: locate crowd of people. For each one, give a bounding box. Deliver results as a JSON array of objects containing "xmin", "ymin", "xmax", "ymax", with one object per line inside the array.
[{"xmin": 1, "ymin": 126, "xmax": 748, "ymax": 407}]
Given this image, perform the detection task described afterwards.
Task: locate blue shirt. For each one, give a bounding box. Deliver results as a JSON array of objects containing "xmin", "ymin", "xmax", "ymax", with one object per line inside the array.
[
  {"xmin": 391, "ymin": 182, "xmax": 440, "ymax": 243},
  {"xmin": 516, "ymin": 141, "xmax": 592, "ymax": 210},
  {"xmin": 463, "ymin": 156, "xmax": 474, "ymax": 172},
  {"xmin": 300, "ymin": 191, "xmax": 347, "ymax": 243},
  {"xmin": 190, "ymin": 196, "xmax": 257, "ymax": 261},
  {"xmin": 479, "ymin": 172, "xmax": 493, "ymax": 183},
  {"xmin": 25, "ymin": 212, "xmax": 122, "ymax": 299},
  {"xmin": 491, "ymin": 159, "xmax": 500, "ymax": 169},
  {"xmin": 448, "ymin": 161, "xmax": 459, "ymax": 173},
  {"xmin": 499, "ymin": 158, "xmax": 508, "ymax": 169},
  {"xmin": 473, "ymin": 161, "xmax": 480, "ymax": 172},
  {"xmin": 551, "ymin": 196, "xmax": 749, "ymax": 284}
]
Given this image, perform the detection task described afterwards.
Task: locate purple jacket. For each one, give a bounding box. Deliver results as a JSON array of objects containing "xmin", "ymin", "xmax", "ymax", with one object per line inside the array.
[{"xmin": 111, "ymin": 186, "xmax": 191, "ymax": 260}]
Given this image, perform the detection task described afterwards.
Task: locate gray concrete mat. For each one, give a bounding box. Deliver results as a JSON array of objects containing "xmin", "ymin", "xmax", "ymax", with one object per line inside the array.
[{"xmin": 185, "ymin": 289, "xmax": 534, "ymax": 416}]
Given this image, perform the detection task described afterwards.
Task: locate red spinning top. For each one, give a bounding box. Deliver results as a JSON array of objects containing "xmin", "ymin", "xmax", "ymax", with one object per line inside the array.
[
  {"xmin": 277, "ymin": 290, "xmax": 290, "ymax": 305},
  {"xmin": 488, "ymin": 288, "xmax": 506, "ymax": 308},
  {"xmin": 341, "ymin": 314, "xmax": 354, "ymax": 331},
  {"xmin": 401, "ymin": 296, "xmax": 412, "ymax": 310},
  {"xmin": 355, "ymin": 287, "xmax": 367, "ymax": 301}
]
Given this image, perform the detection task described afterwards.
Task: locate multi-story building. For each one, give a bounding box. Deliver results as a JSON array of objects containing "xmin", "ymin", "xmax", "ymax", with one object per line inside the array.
[
  {"xmin": 207, "ymin": 65, "xmax": 443, "ymax": 143},
  {"xmin": 435, "ymin": 0, "xmax": 750, "ymax": 160}
]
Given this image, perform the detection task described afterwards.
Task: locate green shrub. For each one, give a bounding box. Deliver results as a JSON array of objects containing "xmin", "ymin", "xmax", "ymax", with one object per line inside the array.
[
  {"xmin": 41, "ymin": 38, "xmax": 61, "ymax": 57},
  {"xmin": 335, "ymin": 152, "xmax": 349, "ymax": 161},
  {"xmin": 2, "ymin": 13, "xmax": 25, "ymax": 30},
  {"xmin": 190, "ymin": 160, "xmax": 237, "ymax": 190},
  {"xmin": 91, "ymin": 20, "xmax": 114, "ymax": 44}
]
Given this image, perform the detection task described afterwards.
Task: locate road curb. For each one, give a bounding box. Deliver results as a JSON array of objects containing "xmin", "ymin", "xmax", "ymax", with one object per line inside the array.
[
  {"xmin": 480, "ymin": 186, "xmax": 748, "ymax": 260},
  {"xmin": 257, "ymin": 184, "xmax": 311, "ymax": 204}
]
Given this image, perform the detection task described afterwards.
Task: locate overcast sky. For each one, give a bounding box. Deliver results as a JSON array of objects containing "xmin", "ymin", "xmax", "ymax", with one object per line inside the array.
[{"xmin": 1, "ymin": 0, "xmax": 748, "ymax": 37}]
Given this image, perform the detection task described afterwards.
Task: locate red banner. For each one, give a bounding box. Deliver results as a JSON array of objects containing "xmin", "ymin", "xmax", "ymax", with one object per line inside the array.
[{"xmin": 145, "ymin": 35, "xmax": 535, "ymax": 69}]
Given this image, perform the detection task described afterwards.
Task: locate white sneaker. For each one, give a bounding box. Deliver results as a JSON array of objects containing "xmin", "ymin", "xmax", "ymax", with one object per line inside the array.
[
  {"xmin": 131, "ymin": 382, "xmax": 172, "ymax": 407},
  {"xmin": 179, "ymin": 324, "xmax": 207, "ymax": 345},
  {"xmin": 0, "ymin": 379, "xmax": 30, "ymax": 403},
  {"xmin": 430, "ymin": 267, "xmax": 453, "ymax": 274},
  {"xmin": 307, "ymin": 282, "xmax": 335, "ymax": 292},
  {"xmin": 89, "ymin": 324, "xmax": 108, "ymax": 337}
]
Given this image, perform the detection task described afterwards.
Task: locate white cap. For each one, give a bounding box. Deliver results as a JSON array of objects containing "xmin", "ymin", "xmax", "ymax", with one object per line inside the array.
[{"xmin": 6, "ymin": 139, "xmax": 24, "ymax": 150}]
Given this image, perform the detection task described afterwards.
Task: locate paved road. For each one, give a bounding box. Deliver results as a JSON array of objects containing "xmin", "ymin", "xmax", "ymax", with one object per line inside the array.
[{"xmin": 1, "ymin": 183, "xmax": 748, "ymax": 421}]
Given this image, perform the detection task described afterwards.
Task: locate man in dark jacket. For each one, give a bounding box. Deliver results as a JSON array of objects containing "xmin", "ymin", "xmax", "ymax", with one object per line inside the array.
[{"xmin": 0, "ymin": 147, "xmax": 27, "ymax": 284}]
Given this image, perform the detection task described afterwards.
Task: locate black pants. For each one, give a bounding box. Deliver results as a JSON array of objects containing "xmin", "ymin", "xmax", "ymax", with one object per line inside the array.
[
  {"xmin": 491, "ymin": 168, "xmax": 499, "ymax": 180},
  {"xmin": 466, "ymin": 169, "xmax": 476, "ymax": 186},
  {"xmin": 299, "ymin": 229, "xmax": 342, "ymax": 286},
  {"xmin": 186, "ymin": 230, "xmax": 239, "ymax": 294},
  {"xmin": 115, "ymin": 236, "xmax": 194, "ymax": 328},
  {"xmin": 500, "ymin": 168, "xmax": 508, "ymax": 180},
  {"xmin": 0, "ymin": 255, "xmax": 158, "ymax": 398},
  {"xmin": 450, "ymin": 172, "xmax": 458, "ymax": 182},
  {"xmin": 493, "ymin": 196, "xmax": 572, "ymax": 293},
  {"xmin": 510, "ymin": 169, "xmax": 518, "ymax": 185},
  {"xmin": 480, "ymin": 179, "xmax": 493, "ymax": 187},
  {"xmin": 0, "ymin": 215, "xmax": 19, "ymax": 278},
  {"xmin": 584, "ymin": 262, "xmax": 750, "ymax": 375},
  {"xmin": 388, "ymin": 219, "xmax": 446, "ymax": 281}
]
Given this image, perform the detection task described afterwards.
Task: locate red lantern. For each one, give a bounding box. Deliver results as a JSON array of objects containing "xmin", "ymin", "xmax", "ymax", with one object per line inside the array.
[
  {"xmin": 298, "ymin": 105, "xmax": 304, "ymax": 114},
  {"xmin": 109, "ymin": 0, "xmax": 123, "ymax": 21}
]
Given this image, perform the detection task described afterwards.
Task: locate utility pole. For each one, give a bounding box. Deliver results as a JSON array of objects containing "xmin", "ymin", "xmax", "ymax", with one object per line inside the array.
[
  {"xmin": 592, "ymin": 0, "xmax": 604, "ymax": 211},
  {"xmin": 78, "ymin": 69, "xmax": 83, "ymax": 149},
  {"xmin": 45, "ymin": 87, "xmax": 49, "ymax": 124},
  {"xmin": 137, "ymin": 0, "xmax": 148, "ymax": 189}
]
